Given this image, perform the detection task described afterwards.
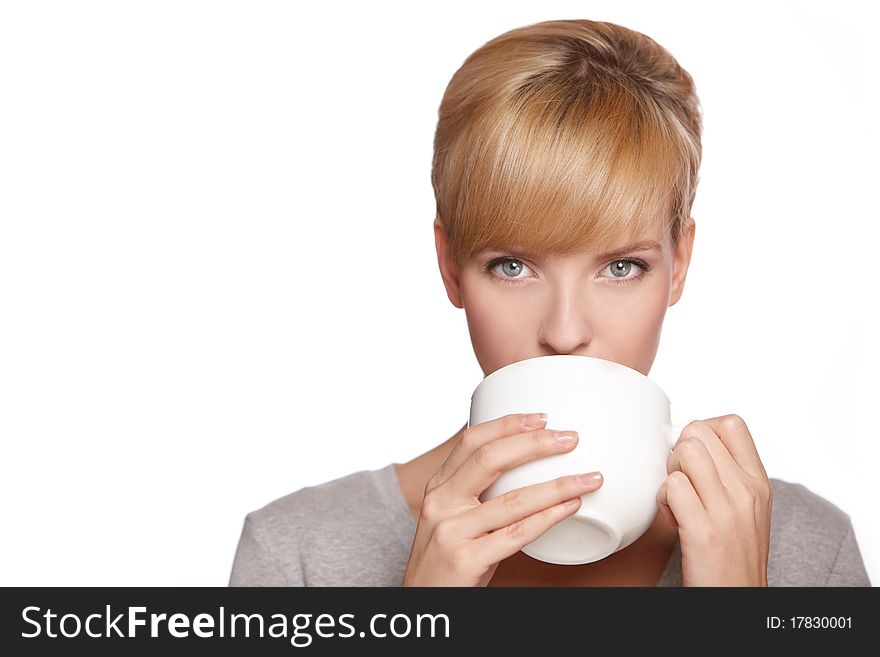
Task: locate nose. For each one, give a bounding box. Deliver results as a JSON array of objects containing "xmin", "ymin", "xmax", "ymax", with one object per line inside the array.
[{"xmin": 537, "ymin": 289, "xmax": 594, "ymax": 355}]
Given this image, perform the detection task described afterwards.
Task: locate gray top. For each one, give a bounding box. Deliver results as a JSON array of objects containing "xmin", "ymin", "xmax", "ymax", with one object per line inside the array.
[{"xmin": 228, "ymin": 463, "xmax": 871, "ymax": 587}]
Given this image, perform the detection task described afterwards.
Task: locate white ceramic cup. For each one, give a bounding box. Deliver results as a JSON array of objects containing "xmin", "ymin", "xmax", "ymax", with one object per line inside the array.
[{"xmin": 470, "ymin": 354, "xmax": 688, "ymax": 566}]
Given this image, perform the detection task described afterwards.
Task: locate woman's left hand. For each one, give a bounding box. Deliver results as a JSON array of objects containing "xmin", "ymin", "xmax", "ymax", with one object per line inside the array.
[{"xmin": 656, "ymin": 414, "xmax": 772, "ymax": 586}]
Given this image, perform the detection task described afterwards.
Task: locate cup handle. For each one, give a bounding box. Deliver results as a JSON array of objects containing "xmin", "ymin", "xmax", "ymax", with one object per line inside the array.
[{"xmin": 662, "ymin": 421, "xmax": 690, "ymax": 452}]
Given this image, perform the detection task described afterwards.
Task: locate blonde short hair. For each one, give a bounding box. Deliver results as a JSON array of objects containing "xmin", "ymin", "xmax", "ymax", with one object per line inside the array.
[{"xmin": 431, "ymin": 19, "xmax": 703, "ymax": 269}]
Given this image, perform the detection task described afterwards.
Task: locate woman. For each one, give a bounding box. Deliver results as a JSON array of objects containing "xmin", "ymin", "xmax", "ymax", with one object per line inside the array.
[{"xmin": 229, "ymin": 19, "xmax": 871, "ymax": 587}]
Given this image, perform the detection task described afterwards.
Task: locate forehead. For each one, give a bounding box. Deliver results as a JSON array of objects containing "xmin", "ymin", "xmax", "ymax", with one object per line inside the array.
[
  {"xmin": 480, "ymin": 223, "xmax": 668, "ymax": 260},
  {"xmin": 474, "ymin": 190, "xmax": 675, "ymax": 259}
]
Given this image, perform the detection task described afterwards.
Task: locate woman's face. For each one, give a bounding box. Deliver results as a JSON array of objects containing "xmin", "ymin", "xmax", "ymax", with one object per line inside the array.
[{"xmin": 434, "ymin": 215, "xmax": 696, "ymax": 377}]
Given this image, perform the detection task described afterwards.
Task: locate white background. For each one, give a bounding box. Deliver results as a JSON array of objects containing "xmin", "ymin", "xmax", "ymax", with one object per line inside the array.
[{"xmin": 1, "ymin": 0, "xmax": 877, "ymax": 586}]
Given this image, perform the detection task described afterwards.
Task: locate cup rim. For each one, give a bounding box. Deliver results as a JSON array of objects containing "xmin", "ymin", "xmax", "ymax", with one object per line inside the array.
[{"xmin": 471, "ymin": 354, "xmax": 670, "ymax": 404}]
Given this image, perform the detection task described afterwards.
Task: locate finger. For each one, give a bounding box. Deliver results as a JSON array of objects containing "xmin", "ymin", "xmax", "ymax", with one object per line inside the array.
[
  {"xmin": 436, "ymin": 413, "xmax": 548, "ymax": 485},
  {"xmin": 470, "ymin": 496, "xmax": 585, "ymax": 566},
  {"xmin": 657, "ymin": 470, "xmax": 706, "ymax": 531},
  {"xmin": 453, "ymin": 472, "xmax": 603, "ymax": 538},
  {"xmin": 444, "ymin": 427, "xmax": 579, "ymax": 503},
  {"xmin": 658, "ymin": 499, "xmax": 678, "ymax": 527},
  {"xmin": 667, "ymin": 436, "xmax": 729, "ymax": 512},
  {"xmin": 672, "ymin": 420, "xmax": 741, "ymax": 486},
  {"xmin": 700, "ymin": 415, "xmax": 767, "ymax": 481}
]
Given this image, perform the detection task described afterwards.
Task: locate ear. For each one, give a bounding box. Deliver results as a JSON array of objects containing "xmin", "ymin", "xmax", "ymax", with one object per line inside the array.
[
  {"xmin": 434, "ymin": 215, "xmax": 464, "ymax": 308},
  {"xmin": 668, "ymin": 217, "xmax": 696, "ymax": 307}
]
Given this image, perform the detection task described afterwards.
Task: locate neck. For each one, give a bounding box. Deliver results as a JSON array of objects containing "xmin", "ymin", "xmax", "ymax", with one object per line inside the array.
[{"xmin": 395, "ymin": 422, "xmax": 468, "ymax": 515}]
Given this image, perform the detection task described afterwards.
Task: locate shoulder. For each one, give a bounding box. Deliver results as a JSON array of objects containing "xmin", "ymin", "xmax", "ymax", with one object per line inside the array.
[
  {"xmin": 233, "ymin": 465, "xmax": 415, "ymax": 586},
  {"xmin": 769, "ymin": 477, "xmax": 851, "ymax": 533},
  {"xmin": 767, "ymin": 478, "xmax": 870, "ymax": 586},
  {"xmin": 249, "ymin": 468, "xmax": 381, "ymax": 531},
  {"xmin": 246, "ymin": 468, "xmax": 388, "ymax": 556}
]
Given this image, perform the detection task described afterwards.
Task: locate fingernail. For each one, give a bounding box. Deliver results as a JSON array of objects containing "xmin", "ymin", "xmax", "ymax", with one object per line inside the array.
[
  {"xmin": 554, "ymin": 430, "xmax": 578, "ymax": 444},
  {"xmin": 577, "ymin": 472, "xmax": 602, "ymax": 485},
  {"xmin": 523, "ymin": 413, "xmax": 548, "ymax": 428}
]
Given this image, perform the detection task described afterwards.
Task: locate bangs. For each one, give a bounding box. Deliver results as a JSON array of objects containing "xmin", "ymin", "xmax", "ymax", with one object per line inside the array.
[{"xmin": 448, "ymin": 73, "xmax": 682, "ymax": 264}]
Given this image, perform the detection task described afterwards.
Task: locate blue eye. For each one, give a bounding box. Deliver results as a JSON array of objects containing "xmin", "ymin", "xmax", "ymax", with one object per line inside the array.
[
  {"xmin": 484, "ymin": 258, "xmax": 534, "ymax": 283},
  {"xmin": 602, "ymin": 259, "xmax": 645, "ymax": 281},
  {"xmin": 482, "ymin": 257, "xmax": 651, "ymax": 286}
]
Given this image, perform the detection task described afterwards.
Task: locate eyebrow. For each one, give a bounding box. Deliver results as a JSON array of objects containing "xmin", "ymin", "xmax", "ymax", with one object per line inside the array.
[
  {"xmin": 594, "ymin": 240, "xmax": 663, "ymax": 260},
  {"xmin": 483, "ymin": 240, "xmax": 663, "ymax": 261}
]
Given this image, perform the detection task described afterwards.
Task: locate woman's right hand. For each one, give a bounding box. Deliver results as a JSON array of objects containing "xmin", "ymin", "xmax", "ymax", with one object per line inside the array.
[{"xmin": 401, "ymin": 412, "xmax": 604, "ymax": 587}]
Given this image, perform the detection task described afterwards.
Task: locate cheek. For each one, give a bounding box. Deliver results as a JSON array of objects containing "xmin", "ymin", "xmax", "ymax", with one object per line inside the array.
[
  {"xmin": 599, "ymin": 281, "xmax": 669, "ymax": 368},
  {"xmin": 604, "ymin": 282, "xmax": 668, "ymax": 328},
  {"xmin": 608, "ymin": 298, "xmax": 666, "ymax": 344},
  {"xmin": 464, "ymin": 292, "xmax": 532, "ymax": 347},
  {"xmin": 460, "ymin": 277, "xmax": 537, "ymax": 368}
]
